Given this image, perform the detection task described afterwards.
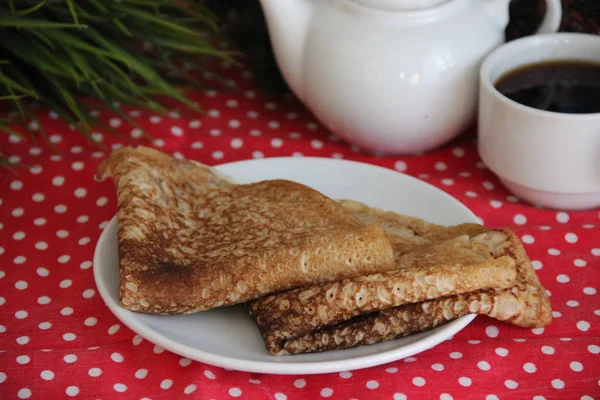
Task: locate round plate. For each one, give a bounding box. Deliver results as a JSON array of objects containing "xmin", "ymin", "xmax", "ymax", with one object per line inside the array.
[{"xmin": 94, "ymin": 157, "xmax": 478, "ymax": 375}]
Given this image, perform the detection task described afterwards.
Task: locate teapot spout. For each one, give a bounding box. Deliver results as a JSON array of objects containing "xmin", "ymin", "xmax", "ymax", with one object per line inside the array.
[{"xmin": 259, "ymin": 0, "xmax": 314, "ymax": 99}]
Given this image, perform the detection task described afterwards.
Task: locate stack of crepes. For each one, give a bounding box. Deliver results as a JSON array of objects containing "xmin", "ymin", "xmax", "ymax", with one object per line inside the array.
[{"xmin": 97, "ymin": 147, "xmax": 552, "ymax": 355}]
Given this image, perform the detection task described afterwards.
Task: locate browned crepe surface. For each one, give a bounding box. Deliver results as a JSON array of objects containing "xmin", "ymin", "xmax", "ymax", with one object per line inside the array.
[
  {"xmin": 247, "ymin": 204, "xmax": 552, "ymax": 355},
  {"xmin": 97, "ymin": 146, "xmax": 395, "ymax": 314},
  {"xmin": 275, "ymin": 229, "xmax": 552, "ymax": 355}
]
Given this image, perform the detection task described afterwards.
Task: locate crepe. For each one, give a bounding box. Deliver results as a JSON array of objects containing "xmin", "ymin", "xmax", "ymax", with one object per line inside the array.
[
  {"xmin": 96, "ymin": 146, "xmax": 396, "ymax": 314},
  {"xmin": 339, "ymin": 200, "xmax": 489, "ymax": 255},
  {"xmin": 248, "ymin": 229, "xmax": 533, "ymax": 354}
]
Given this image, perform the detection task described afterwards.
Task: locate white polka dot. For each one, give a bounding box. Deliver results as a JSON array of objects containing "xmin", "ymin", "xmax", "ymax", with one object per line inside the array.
[
  {"xmin": 108, "ymin": 324, "xmax": 120, "ymax": 335},
  {"xmin": 450, "ymin": 352, "xmax": 463, "ymax": 359},
  {"xmin": 63, "ymin": 333, "xmax": 76, "ymax": 341},
  {"xmin": 178, "ymin": 357, "xmax": 192, "ymax": 367},
  {"xmin": 71, "ymin": 161, "xmax": 84, "ymax": 171},
  {"xmin": 66, "ymin": 386, "xmax": 79, "ymax": 396},
  {"xmin": 203, "ymin": 370, "xmax": 216, "ymax": 380},
  {"xmin": 37, "ymin": 296, "xmax": 51, "ymax": 305},
  {"xmin": 208, "ymin": 109, "xmax": 220, "ymax": 118},
  {"xmin": 250, "ymin": 129, "xmax": 262, "ymax": 136},
  {"xmin": 49, "ymin": 134, "xmax": 62, "ymax": 143},
  {"xmin": 11, "ymin": 180, "xmax": 23, "ymax": 190},
  {"xmin": 412, "ymin": 377, "xmax": 426, "ymax": 386},
  {"xmin": 490, "ymin": 200, "xmax": 503, "ymax": 209},
  {"xmin": 393, "ymin": 160, "xmax": 408, "ymax": 172},
  {"xmin": 513, "ymin": 214, "xmax": 527, "ymax": 225},
  {"xmin": 34, "ymin": 218, "xmax": 46, "ymax": 226},
  {"xmin": 532, "ymin": 260, "xmax": 543, "ymax": 270},
  {"xmin": 311, "ymin": 140, "xmax": 323, "ymax": 149},
  {"xmin": 366, "ymin": 380, "xmax": 379, "ymax": 389},
  {"xmin": 78, "ymin": 237, "xmax": 91, "ymax": 246},
  {"xmin": 38, "ymin": 322, "xmax": 51, "ymax": 330},
  {"xmin": 40, "ymin": 370, "xmax": 54, "ymax": 380},
  {"xmin": 167, "ymin": 126, "xmax": 183, "ymax": 137},
  {"xmin": 14, "ymin": 256, "xmax": 26, "ymax": 265},
  {"xmin": 442, "ymin": 179, "xmax": 454, "ymax": 186},
  {"xmin": 483, "ymin": 181, "xmax": 495, "ymax": 190},
  {"xmin": 556, "ymin": 274, "xmax": 570, "ymax": 283},
  {"xmin": 552, "ymin": 379, "xmax": 565, "ymax": 389},
  {"xmin": 64, "ymin": 354, "xmax": 77, "ymax": 363},
  {"xmin": 595, "ymin": 310, "xmax": 600, "ymax": 316},
  {"xmin": 153, "ymin": 138, "xmax": 164, "ymax": 147},
  {"xmin": 228, "ymin": 387, "xmax": 242, "ymax": 397},
  {"xmin": 228, "ymin": 120, "xmax": 241, "ymax": 128},
  {"xmin": 486, "ymin": 396, "xmax": 499, "ymax": 400},
  {"xmin": 12, "ymin": 208, "xmax": 24, "ymax": 217},
  {"xmin": 16, "ymin": 336, "xmax": 30, "ymax": 345},
  {"xmin": 320, "ymin": 388, "xmax": 333, "ymax": 397},
  {"xmin": 134, "ymin": 368, "xmax": 148, "ymax": 379},
  {"xmin": 435, "ymin": 161, "xmax": 447, "ymax": 170},
  {"xmin": 495, "ymin": 347, "xmax": 509, "ymax": 357},
  {"xmin": 113, "ymin": 383, "xmax": 127, "ymax": 392},
  {"xmin": 153, "ymin": 345, "xmax": 164, "ymax": 354},
  {"xmin": 386, "ymin": 367, "xmax": 399, "ymax": 373},
  {"xmin": 531, "ymin": 327, "xmax": 545, "ymax": 335},
  {"xmin": 591, "ymin": 248, "xmax": 600, "ymax": 256},
  {"xmin": 15, "ymin": 280, "xmax": 28, "ymax": 290},
  {"xmin": 577, "ymin": 321, "xmax": 590, "ymax": 331},
  {"xmin": 132, "ymin": 335, "xmax": 143, "ymax": 345},
  {"xmin": 523, "ymin": 362, "xmax": 537, "ymax": 373},
  {"xmin": 556, "ymin": 212, "xmax": 570, "ymax": 223},
  {"xmin": 486, "ymin": 325, "xmax": 499, "ymax": 338},
  {"xmin": 565, "ymin": 233, "xmax": 578, "ymax": 243},
  {"xmin": 548, "ymin": 248, "xmax": 561, "ymax": 256},
  {"xmin": 189, "ymin": 120, "xmax": 201, "ymax": 128},
  {"xmin": 567, "ymin": 300, "xmax": 579, "ymax": 307},
  {"xmin": 52, "ymin": 176, "xmax": 65, "ymax": 186},
  {"xmin": 150, "ymin": 116, "xmax": 161, "ymax": 123},
  {"xmin": 541, "ymin": 346, "xmax": 555, "ymax": 355},
  {"xmin": 109, "ymin": 118, "xmax": 122, "ymax": 127},
  {"xmin": 271, "ymin": 138, "xmax": 283, "ymax": 148},
  {"xmin": 184, "ymin": 384, "xmax": 197, "ymax": 394},
  {"xmin": 584, "ymin": 287, "xmax": 596, "ymax": 295},
  {"xmin": 477, "ymin": 361, "xmax": 491, "ymax": 371},
  {"xmin": 252, "ymin": 151, "xmax": 264, "ymax": 159},
  {"xmin": 58, "ymin": 255, "xmax": 71, "ymax": 264},
  {"xmin": 339, "ymin": 371, "xmax": 352, "ymax": 379},
  {"xmin": 92, "ymin": 132, "xmax": 103, "ymax": 142},
  {"xmin": 82, "ymin": 289, "xmax": 95, "ymax": 299},
  {"xmin": 60, "ymin": 279, "xmax": 72, "ymax": 288},
  {"xmin": 17, "ymin": 388, "xmax": 32, "ymax": 399},
  {"xmin": 588, "ymin": 345, "xmax": 600, "ymax": 354},
  {"xmin": 505, "ymin": 380, "xmax": 518, "ymax": 389},
  {"xmin": 574, "ymin": 259, "xmax": 587, "ymax": 267},
  {"xmin": 394, "ymin": 395, "xmax": 407, "ymax": 400},
  {"xmin": 50, "ymin": 155, "xmax": 61, "ymax": 162},
  {"xmin": 459, "ymin": 171, "xmax": 471, "ymax": 177},
  {"xmin": 111, "ymin": 352, "xmax": 124, "ymax": 362},
  {"xmin": 17, "ymin": 355, "xmax": 30, "ymax": 364},
  {"xmin": 190, "ymin": 141, "xmax": 203, "ymax": 149},
  {"xmin": 570, "ymin": 361, "xmax": 583, "ymax": 372},
  {"xmin": 84, "ymin": 317, "xmax": 97, "ymax": 326},
  {"xmin": 32, "ymin": 192, "xmax": 45, "ymax": 202},
  {"xmin": 522, "ymin": 235, "xmax": 535, "ymax": 244},
  {"xmin": 96, "ymin": 197, "xmax": 108, "ymax": 207},
  {"xmin": 466, "ymin": 191, "xmax": 478, "ymax": 198},
  {"xmin": 230, "ymin": 138, "xmax": 243, "ymax": 149},
  {"xmin": 212, "ymin": 151, "xmax": 224, "ymax": 160},
  {"xmin": 98, "ymin": 221, "xmax": 108, "ymax": 230},
  {"xmin": 404, "ymin": 357, "xmax": 417, "ymax": 363},
  {"xmin": 30, "ymin": 147, "xmax": 42, "ymax": 155}
]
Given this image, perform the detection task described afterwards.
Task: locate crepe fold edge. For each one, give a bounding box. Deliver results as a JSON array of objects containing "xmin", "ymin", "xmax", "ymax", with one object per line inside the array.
[{"xmin": 248, "ymin": 228, "xmax": 552, "ymax": 355}]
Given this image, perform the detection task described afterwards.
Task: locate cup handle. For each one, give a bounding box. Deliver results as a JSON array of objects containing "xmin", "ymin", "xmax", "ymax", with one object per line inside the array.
[{"xmin": 535, "ymin": 0, "xmax": 562, "ymax": 34}]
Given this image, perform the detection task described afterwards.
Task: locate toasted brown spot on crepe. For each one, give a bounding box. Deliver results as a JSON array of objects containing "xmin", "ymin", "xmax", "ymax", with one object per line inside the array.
[{"xmin": 97, "ymin": 146, "xmax": 396, "ymax": 314}]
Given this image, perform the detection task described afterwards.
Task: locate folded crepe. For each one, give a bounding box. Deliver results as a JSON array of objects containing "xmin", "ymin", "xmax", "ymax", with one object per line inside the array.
[
  {"xmin": 96, "ymin": 146, "xmax": 395, "ymax": 314},
  {"xmin": 247, "ymin": 207, "xmax": 552, "ymax": 355}
]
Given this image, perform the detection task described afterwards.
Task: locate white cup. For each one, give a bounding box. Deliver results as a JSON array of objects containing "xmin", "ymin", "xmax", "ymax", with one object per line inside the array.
[{"xmin": 478, "ymin": 33, "xmax": 600, "ymax": 211}]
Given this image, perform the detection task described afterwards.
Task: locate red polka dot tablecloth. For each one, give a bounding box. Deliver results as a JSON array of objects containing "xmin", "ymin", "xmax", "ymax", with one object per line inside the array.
[{"xmin": 1, "ymin": 62, "xmax": 599, "ymax": 400}]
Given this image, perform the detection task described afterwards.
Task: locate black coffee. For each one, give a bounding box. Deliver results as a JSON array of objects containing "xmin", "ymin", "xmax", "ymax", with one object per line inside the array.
[{"xmin": 494, "ymin": 60, "xmax": 600, "ymax": 114}]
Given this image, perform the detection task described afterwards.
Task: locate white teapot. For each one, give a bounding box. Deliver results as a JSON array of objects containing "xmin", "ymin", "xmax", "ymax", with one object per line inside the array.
[{"xmin": 259, "ymin": 0, "xmax": 562, "ymax": 154}]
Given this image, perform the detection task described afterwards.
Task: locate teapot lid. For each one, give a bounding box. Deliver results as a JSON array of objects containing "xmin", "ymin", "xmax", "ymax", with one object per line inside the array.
[{"xmin": 350, "ymin": 0, "xmax": 449, "ymax": 11}]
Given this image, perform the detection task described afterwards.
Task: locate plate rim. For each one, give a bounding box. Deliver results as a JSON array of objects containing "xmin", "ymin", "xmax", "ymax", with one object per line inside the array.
[{"xmin": 93, "ymin": 156, "xmax": 479, "ymax": 375}]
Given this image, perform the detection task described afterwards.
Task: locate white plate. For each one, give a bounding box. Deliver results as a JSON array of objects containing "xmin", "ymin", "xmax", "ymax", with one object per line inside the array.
[{"xmin": 94, "ymin": 157, "xmax": 479, "ymax": 375}]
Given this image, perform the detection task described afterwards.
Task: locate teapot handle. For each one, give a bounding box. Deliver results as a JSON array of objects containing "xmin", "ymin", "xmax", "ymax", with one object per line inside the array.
[{"xmin": 535, "ymin": 0, "xmax": 562, "ymax": 34}]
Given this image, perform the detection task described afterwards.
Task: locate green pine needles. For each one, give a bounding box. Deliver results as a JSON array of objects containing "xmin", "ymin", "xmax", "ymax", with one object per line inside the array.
[{"xmin": 0, "ymin": 0, "xmax": 235, "ymax": 145}]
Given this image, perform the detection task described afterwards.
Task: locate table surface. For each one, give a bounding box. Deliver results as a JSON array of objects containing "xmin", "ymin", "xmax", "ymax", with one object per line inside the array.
[{"xmin": 1, "ymin": 62, "xmax": 599, "ymax": 400}]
